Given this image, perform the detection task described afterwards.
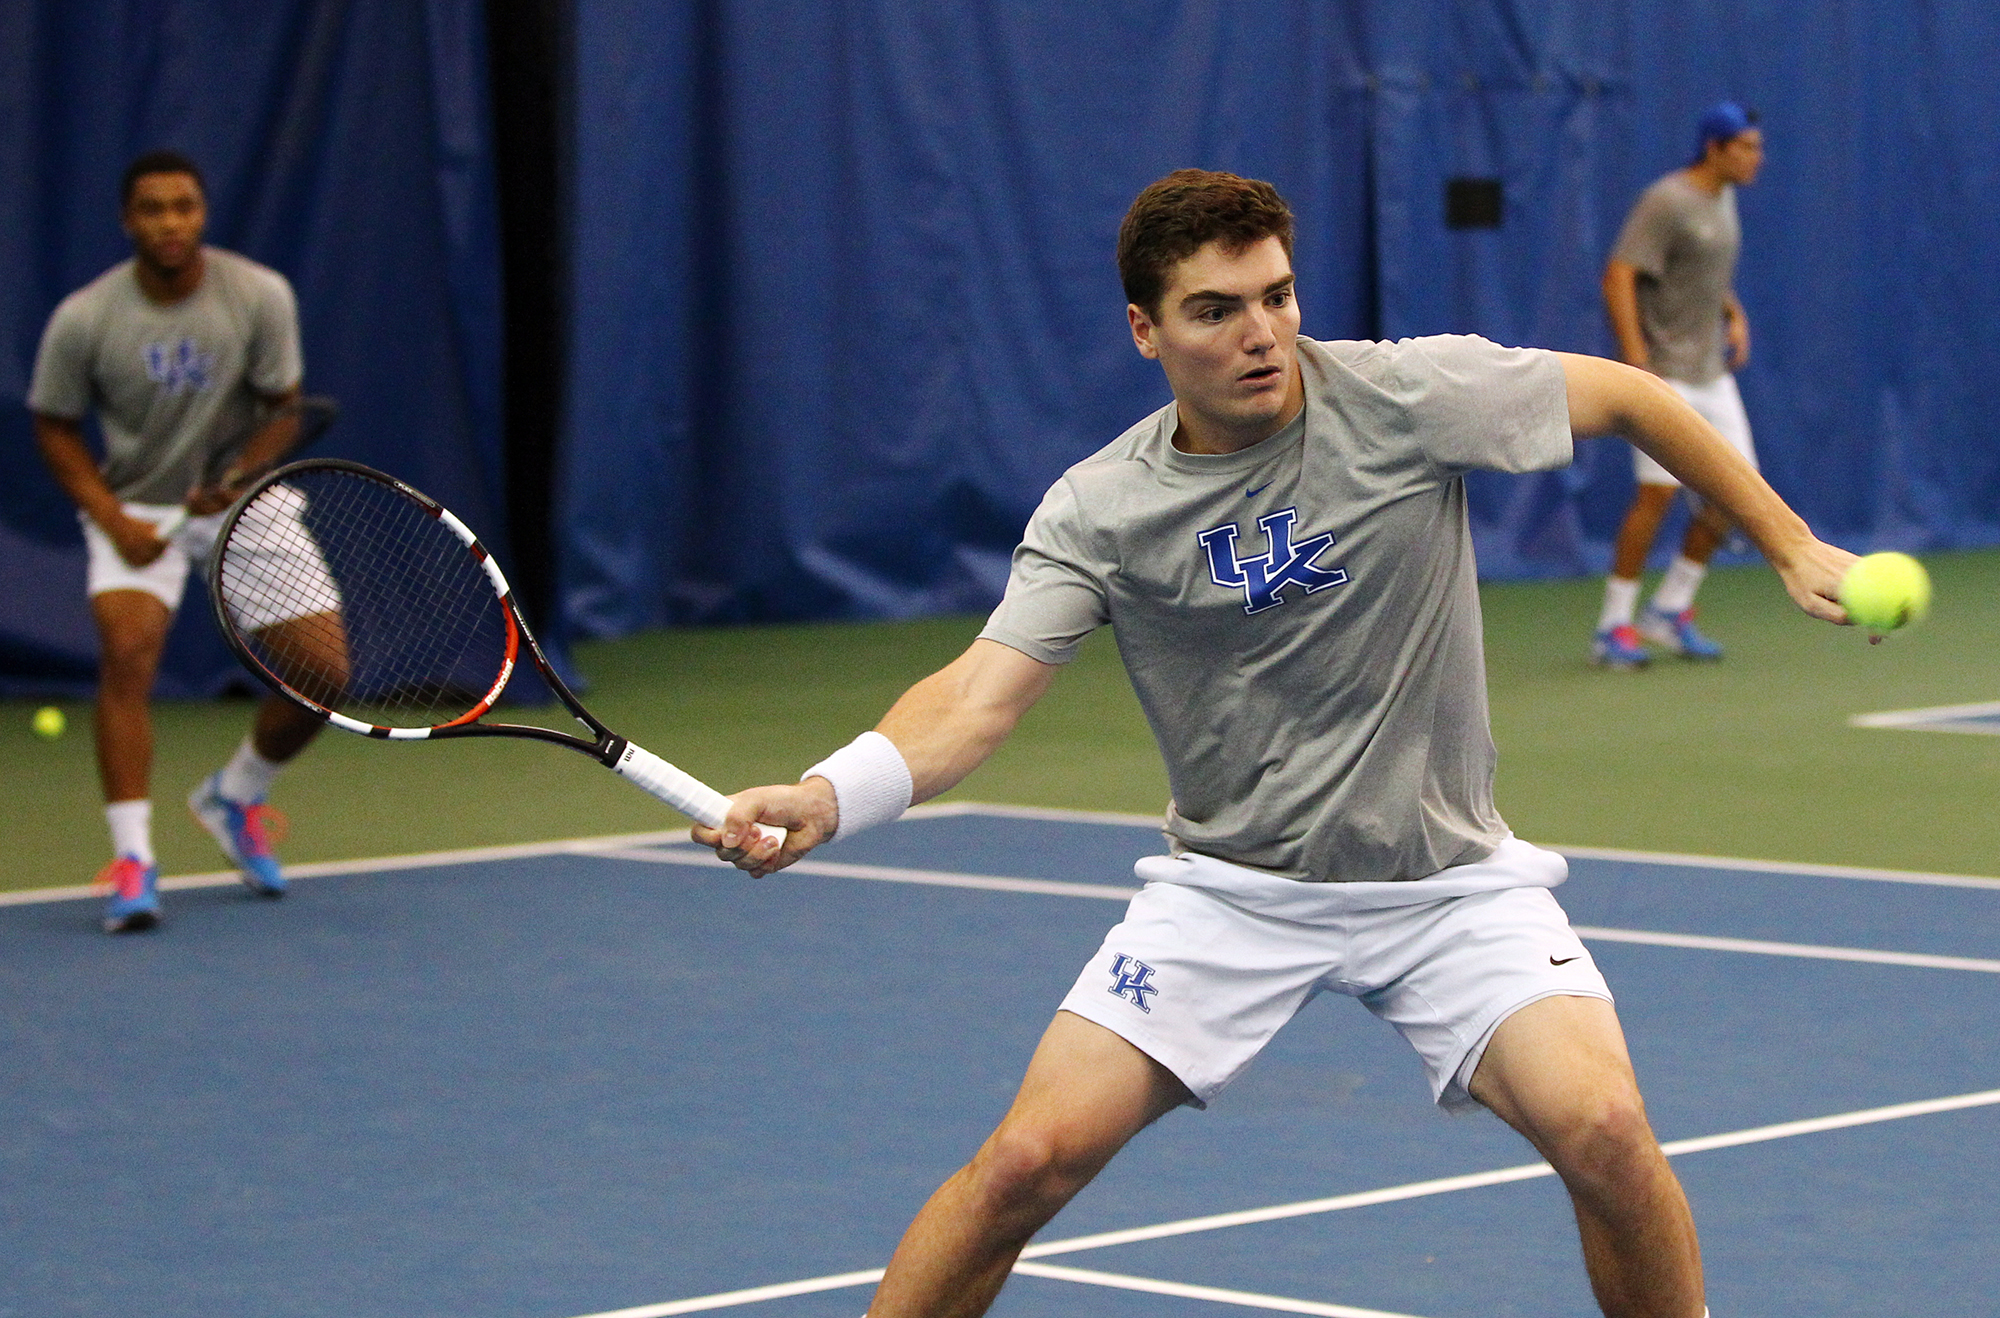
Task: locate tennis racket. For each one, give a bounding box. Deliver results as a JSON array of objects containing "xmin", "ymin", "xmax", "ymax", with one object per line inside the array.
[
  {"xmin": 156, "ymin": 395, "xmax": 340, "ymax": 547},
  {"xmin": 205, "ymin": 458, "xmax": 779, "ymax": 844}
]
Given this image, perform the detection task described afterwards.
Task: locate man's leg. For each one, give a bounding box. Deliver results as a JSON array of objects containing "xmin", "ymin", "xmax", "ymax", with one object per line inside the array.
[
  {"xmin": 190, "ymin": 611, "xmax": 348, "ymax": 894},
  {"xmin": 867, "ymin": 1010, "xmax": 1190, "ymax": 1318},
  {"xmin": 1470, "ymin": 995, "xmax": 1703, "ymax": 1318},
  {"xmin": 91, "ymin": 589, "xmax": 172, "ymax": 806},
  {"xmin": 1596, "ymin": 484, "xmax": 1678, "ymax": 668}
]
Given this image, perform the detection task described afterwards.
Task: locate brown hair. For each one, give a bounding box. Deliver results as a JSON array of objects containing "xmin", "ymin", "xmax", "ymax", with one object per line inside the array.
[{"xmin": 1117, "ymin": 169, "xmax": 1295, "ymax": 319}]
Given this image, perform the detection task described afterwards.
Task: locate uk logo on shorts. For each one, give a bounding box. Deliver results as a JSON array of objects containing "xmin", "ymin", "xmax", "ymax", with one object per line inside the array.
[
  {"xmin": 142, "ymin": 338, "xmax": 215, "ymax": 394},
  {"xmin": 1197, "ymin": 508, "xmax": 1347, "ymax": 614},
  {"xmin": 1107, "ymin": 953, "xmax": 1158, "ymax": 1012}
]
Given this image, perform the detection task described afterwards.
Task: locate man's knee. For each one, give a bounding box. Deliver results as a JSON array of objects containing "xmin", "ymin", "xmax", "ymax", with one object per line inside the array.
[
  {"xmin": 968, "ymin": 1119, "xmax": 1097, "ymax": 1222},
  {"xmin": 1541, "ymin": 1083, "xmax": 1661, "ymax": 1189}
]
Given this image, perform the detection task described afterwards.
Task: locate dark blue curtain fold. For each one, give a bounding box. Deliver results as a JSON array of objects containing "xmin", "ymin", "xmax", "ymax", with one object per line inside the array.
[
  {"xmin": 561, "ymin": 0, "xmax": 2000, "ymax": 636},
  {"xmin": 0, "ymin": 0, "xmax": 503, "ymax": 696}
]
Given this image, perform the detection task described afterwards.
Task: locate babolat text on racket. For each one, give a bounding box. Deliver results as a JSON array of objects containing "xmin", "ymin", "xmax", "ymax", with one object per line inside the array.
[{"xmin": 205, "ymin": 458, "xmax": 778, "ymax": 843}]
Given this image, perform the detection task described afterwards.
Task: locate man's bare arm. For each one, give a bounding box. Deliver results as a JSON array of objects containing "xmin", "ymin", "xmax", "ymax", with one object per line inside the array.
[
  {"xmin": 1559, "ymin": 352, "xmax": 1852, "ymax": 622},
  {"xmin": 1600, "ymin": 259, "xmax": 1650, "ymax": 369},
  {"xmin": 32, "ymin": 413, "xmax": 167, "ymax": 567},
  {"xmin": 697, "ymin": 638, "xmax": 1058, "ymax": 875},
  {"xmin": 1723, "ymin": 293, "xmax": 1751, "ymax": 370},
  {"xmin": 185, "ymin": 384, "xmax": 303, "ymax": 515}
]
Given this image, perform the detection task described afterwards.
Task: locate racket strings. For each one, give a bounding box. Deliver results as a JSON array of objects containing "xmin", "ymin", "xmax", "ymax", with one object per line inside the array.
[{"xmin": 216, "ymin": 469, "xmax": 514, "ymax": 728}]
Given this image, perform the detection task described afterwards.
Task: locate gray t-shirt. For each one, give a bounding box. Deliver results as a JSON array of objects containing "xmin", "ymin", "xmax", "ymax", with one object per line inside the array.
[
  {"xmin": 1611, "ymin": 172, "xmax": 1740, "ymax": 385},
  {"xmin": 980, "ymin": 335, "xmax": 1573, "ymax": 883},
  {"xmin": 29, "ymin": 247, "xmax": 303, "ymax": 503}
]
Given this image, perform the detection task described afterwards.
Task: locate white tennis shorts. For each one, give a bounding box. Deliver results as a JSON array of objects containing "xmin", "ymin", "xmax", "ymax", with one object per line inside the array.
[
  {"xmin": 82, "ymin": 494, "xmax": 341, "ymax": 632},
  {"xmin": 1635, "ymin": 373, "xmax": 1757, "ymax": 487},
  {"xmin": 1057, "ymin": 837, "xmax": 1612, "ymax": 1112}
]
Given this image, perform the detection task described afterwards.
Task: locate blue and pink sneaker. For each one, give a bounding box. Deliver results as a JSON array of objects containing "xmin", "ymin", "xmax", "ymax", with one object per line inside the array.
[
  {"xmin": 1591, "ymin": 623, "xmax": 1650, "ymax": 670},
  {"xmin": 100, "ymin": 856, "xmax": 162, "ymax": 933},
  {"xmin": 188, "ymin": 773, "xmax": 287, "ymax": 897},
  {"xmin": 1638, "ymin": 605, "xmax": 1724, "ymax": 660}
]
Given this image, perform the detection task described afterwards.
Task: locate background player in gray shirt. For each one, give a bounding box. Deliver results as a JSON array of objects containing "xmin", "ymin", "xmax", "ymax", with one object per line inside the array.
[
  {"xmin": 698, "ymin": 170, "xmax": 1856, "ymax": 1317},
  {"xmin": 29, "ymin": 152, "xmax": 326, "ymax": 932},
  {"xmin": 1593, "ymin": 102, "xmax": 1767, "ymax": 668}
]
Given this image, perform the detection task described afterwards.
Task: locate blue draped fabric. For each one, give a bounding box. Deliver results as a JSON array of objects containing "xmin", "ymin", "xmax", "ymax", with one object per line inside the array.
[
  {"xmin": 561, "ymin": 0, "xmax": 2000, "ymax": 634},
  {"xmin": 0, "ymin": 0, "xmax": 503, "ymax": 695}
]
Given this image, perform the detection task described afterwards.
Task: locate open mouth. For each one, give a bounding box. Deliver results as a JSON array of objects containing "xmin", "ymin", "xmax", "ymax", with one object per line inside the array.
[{"xmin": 1238, "ymin": 365, "xmax": 1282, "ymax": 384}]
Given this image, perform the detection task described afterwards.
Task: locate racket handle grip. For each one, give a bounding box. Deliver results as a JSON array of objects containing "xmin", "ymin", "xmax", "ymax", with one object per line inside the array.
[{"xmin": 613, "ymin": 743, "xmax": 785, "ymax": 847}]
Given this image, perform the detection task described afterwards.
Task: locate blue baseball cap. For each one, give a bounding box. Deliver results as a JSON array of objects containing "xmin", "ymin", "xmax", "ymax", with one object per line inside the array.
[{"xmin": 1695, "ymin": 101, "xmax": 1759, "ymax": 159}]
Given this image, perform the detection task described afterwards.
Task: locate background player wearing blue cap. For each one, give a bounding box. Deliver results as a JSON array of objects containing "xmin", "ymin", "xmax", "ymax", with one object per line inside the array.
[{"xmin": 1593, "ymin": 102, "xmax": 1765, "ymax": 668}]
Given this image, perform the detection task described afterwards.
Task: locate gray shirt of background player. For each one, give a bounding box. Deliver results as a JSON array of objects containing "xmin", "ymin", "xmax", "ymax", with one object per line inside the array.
[
  {"xmin": 979, "ymin": 335, "xmax": 1572, "ymax": 884},
  {"xmin": 1611, "ymin": 172, "xmax": 1740, "ymax": 385},
  {"xmin": 29, "ymin": 247, "xmax": 302, "ymax": 504}
]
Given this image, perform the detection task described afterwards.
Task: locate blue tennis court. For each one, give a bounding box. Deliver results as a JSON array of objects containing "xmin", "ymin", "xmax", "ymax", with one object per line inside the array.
[{"xmin": 3, "ymin": 805, "xmax": 1996, "ymax": 1318}]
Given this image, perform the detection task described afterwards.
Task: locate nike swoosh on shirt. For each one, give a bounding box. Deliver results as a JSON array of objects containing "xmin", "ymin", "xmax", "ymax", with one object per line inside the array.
[
  {"xmin": 1245, "ymin": 483, "xmax": 1271, "ymax": 498},
  {"xmin": 1550, "ymin": 956, "xmax": 1582, "ymax": 966}
]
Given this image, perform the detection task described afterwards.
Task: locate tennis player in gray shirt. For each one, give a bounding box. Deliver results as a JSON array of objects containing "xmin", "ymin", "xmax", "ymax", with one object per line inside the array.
[
  {"xmin": 1593, "ymin": 102, "xmax": 1767, "ymax": 669},
  {"xmin": 699, "ymin": 170, "xmax": 1858, "ymax": 1318},
  {"xmin": 29, "ymin": 152, "xmax": 326, "ymax": 932}
]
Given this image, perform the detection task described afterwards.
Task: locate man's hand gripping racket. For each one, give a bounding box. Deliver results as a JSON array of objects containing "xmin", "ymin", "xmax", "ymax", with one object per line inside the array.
[
  {"xmin": 206, "ymin": 458, "xmax": 782, "ymax": 853},
  {"xmin": 156, "ymin": 395, "xmax": 341, "ymax": 550}
]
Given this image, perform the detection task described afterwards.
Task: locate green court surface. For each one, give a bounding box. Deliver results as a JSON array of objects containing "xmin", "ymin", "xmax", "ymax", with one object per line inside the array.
[{"xmin": 4, "ymin": 549, "xmax": 1996, "ymax": 893}]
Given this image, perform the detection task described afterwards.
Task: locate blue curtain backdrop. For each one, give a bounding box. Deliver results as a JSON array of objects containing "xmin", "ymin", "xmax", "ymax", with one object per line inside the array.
[
  {"xmin": 7, "ymin": 1, "xmax": 1997, "ymax": 679},
  {"xmin": 0, "ymin": 0, "xmax": 504, "ymax": 696},
  {"xmin": 561, "ymin": 0, "xmax": 2000, "ymax": 635}
]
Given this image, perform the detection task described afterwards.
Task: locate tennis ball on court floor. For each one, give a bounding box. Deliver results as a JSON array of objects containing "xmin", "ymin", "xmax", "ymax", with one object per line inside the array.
[
  {"xmin": 31, "ymin": 705, "xmax": 66, "ymax": 739},
  {"xmin": 1839, "ymin": 552, "xmax": 1931, "ymax": 633}
]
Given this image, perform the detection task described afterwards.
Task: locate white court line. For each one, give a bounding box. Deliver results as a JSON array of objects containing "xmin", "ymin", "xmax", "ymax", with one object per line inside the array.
[
  {"xmin": 1008, "ymin": 1262, "xmax": 1428, "ymax": 1318},
  {"xmin": 0, "ymin": 829, "xmax": 694, "ymax": 908},
  {"xmin": 559, "ymin": 1086, "xmax": 2000, "ymax": 1318},
  {"xmin": 5, "ymin": 801, "xmax": 1995, "ymax": 907},
  {"xmin": 1851, "ymin": 699, "xmax": 2000, "ymax": 734},
  {"xmin": 608, "ymin": 846, "xmax": 2000, "ymax": 974}
]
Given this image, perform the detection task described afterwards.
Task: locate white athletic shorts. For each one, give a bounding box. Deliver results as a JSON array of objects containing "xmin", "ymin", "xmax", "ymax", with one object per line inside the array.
[
  {"xmin": 1634, "ymin": 373, "xmax": 1757, "ymax": 487},
  {"xmin": 1057, "ymin": 836, "xmax": 1612, "ymax": 1112},
  {"xmin": 81, "ymin": 494, "xmax": 341, "ymax": 632}
]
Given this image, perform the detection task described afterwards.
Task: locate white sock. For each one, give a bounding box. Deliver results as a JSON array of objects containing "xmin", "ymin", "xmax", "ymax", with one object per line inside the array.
[
  {"xmin": 106, "ymin": 800, "xmax": 154, "ymax": 865},
  {"xmin": 218, "ymin": 738, "xmax": 282, "ymax": 805},
  {"xmin": 1598, "ymin": 576, "xmax": 1641, "ymax": 631},
  {"xmin": 1651, "ymin": 555, "xmax": 1708, "ymax": 615}
]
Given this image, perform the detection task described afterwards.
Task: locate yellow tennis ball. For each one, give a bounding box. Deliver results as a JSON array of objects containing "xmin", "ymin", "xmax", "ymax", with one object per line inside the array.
[
  {"xmin": 1839, "ymin": 552, "xmax": 1931, "ymax": 633},
  {"xmin": 31, "ymin": 705, "xmax": 66, "ymax": 739}
]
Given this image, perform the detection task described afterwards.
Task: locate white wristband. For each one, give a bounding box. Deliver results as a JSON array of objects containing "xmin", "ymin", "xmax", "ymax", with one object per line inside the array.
[{"xmin": 802, "ymin": 730, "xmax": 912, "ymax": 841}]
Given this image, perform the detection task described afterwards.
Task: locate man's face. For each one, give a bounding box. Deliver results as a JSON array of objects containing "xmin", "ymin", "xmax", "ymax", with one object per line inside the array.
[
  {"xmin": 122, "ymin": 171, "xmax": 206, "ymax": 272},
  {"xmin": 1712, "ymin": 128, "xmax": 1764, "ymax": 185},
  {"xmin": 1129, "ymin": 235, "xmax": 1301, "ymax": 446}
]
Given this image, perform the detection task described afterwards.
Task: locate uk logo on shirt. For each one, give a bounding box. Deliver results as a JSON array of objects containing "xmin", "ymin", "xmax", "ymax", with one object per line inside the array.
[
  {"xmin": 141, "ymin": 338, "xmax": 215, "ymax": 394},
  {"xmin": 1197, "ymin": 507, "xmax": 1348, "ymax": 615}
]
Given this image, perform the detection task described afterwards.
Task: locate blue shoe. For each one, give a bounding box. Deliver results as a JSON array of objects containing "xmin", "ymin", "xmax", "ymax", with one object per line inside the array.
[
  {"xmin": 188, "ymin": 773, "xmax": 287, "ymax": 896},
  {"xmin": 1592, "ymin": 623, "xmax": 1650, "ymax": 670},
  {"xmin": 100, "ymin": 856, "xmax": 162, "ymax": 933},
  {"xmin": 1638, "ymin": 605, "xmax": 1724, "ymax": 660}
]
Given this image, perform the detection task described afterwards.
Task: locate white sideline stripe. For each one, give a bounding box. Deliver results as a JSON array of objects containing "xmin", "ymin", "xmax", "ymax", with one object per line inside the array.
[
  {"xmin": 1851, "ymin": 699, "xmax": 2000, "ymax": 732},
  {"xmin": 0, "ymin": 829, "xmax": 692, "ymax": 908},
  {"xmin": 597, "ymin": 845, "xmax": 1141, "ymax": 901},
  {"xmin": 1549, "ymin": 842, "xmax": 2000, "ymax": 892},
  {"xmin": 1571, "ymin": 924, "xmax": 2000, "ymax": 974},
  {"xmin": 607, "ymin": 847, "xmax": 2000, "ymax": 974},
  {"xmin": 1009, "ymin": 1261, "xmax": 1429, "ymax": 1318},
  {"xmin": 558, "ymin": 1268, "xmax": 887, "ymax": 1316},
  {"xmin": 5, "ymin": 801, "xmax": 1992, "ymax": 907},
  {"xmin": 559, "ymin": 1086, "xmax": 2000, "ymax": 1318}
]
